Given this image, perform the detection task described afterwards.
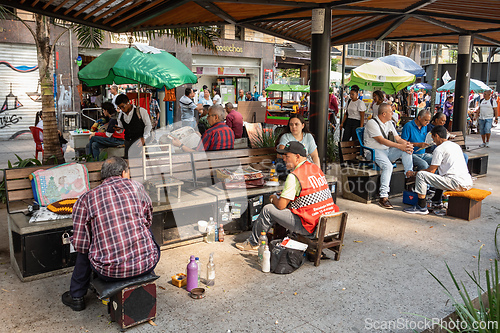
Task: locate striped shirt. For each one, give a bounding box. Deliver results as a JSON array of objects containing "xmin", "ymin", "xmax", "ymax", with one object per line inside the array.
[
  {"xmin": 197, "ymin": 121, "xmax": 235, "ymax": 151},
  {"xmin": 71, "ymin": 176, "xmax": 159, "ymax": 279}
]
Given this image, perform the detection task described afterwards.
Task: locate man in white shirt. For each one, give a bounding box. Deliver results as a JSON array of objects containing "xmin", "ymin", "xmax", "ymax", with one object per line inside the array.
[
  {"xmin": 110, "ymin": 85, "xmax": 119, "ymax": 108},
  {"xmin": 404, "ymin": 125, "xmax": 473, "ymax": 215},
  {"xmin": 477, "ymin": 90, "xmax": 498, "ymax": 148},
  {"xmin": 364, "ymin": 103, "xmax": 414, "ymax": 209}
]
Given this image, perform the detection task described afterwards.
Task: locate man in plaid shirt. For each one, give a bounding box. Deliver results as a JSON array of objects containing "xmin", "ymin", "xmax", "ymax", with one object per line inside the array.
[
  {"xmin": 62, "ymin": 157, "xmax": 160, "ymax": 311},
  {"xmin": 172, "ymin": 104, "xmax": 234, "ymax": 151}
]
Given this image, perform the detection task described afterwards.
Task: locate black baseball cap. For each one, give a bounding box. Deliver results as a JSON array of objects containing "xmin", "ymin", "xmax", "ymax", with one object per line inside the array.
[{"xmin": 276, "ymin": 141, "xmax": 307, "ymax": 157}]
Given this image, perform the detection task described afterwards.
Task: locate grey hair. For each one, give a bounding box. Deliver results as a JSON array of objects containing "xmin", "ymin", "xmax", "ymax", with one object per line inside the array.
[
  {"xmin": 417, "ymin": 109, "xmax": 431, "ymax": 118},
  {"xmin": 225, "ymin": 102, "xmax": 233, "ymax": 111},
  {"xmin": 378, "ymin": 103, "xmax": 391, "ymax": 115},
  {"xmin": 210, "ymin": 104, "xmax": 225, "ymax": 120},
  {"xmin": 101, "ymin": 157, "xmax": 129, "ymax": 179}
]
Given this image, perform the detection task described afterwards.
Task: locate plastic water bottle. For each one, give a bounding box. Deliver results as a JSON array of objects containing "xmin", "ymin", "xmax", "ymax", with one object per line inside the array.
[
  {"xmin": 186, "ymin": 255, "xmax": 198, "ymax": 292},
  {"xmin": 262, "ymin": 245, "xmax": 271, "ymax": 273},
  {"xmin": 215, "ymin": 223, "xmax": 219, "ymax": 242},
  {"xmin": 218, "ymin": 224, "xmax": 225, "ymax": 242},
  {"xmin": 206, "ymin": 252, "xmax": 215, "ymax": 286},
  {"xmin": 270, "ymin": 161, "xmax": 278, "ymax": 182},
  {"xmin": 195, "ymin": 257, "xmax": 201, "ymax": 285},
  {"xmin": 206, "ymin": 217, "xmax": 216, "ymax": 243},
  {"xmin": 258, "ymin": 231, "xmax": 268, "ymax": 264}
]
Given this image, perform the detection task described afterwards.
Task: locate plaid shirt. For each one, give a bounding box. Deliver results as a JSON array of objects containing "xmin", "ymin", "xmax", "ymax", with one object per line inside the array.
[
  {"xmin": 197, "ymin": 121, "xmax": 235, "ymax": 151},
  {"xmin": 72, "ymin": 176, "xmax": 159, "ymax": 279}
]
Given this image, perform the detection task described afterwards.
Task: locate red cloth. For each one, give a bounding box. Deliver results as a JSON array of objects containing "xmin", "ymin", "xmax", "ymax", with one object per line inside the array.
[
  {"xmin": 329, "ymin": 94, "xmax": 339, "ymax": 114},
  {"xmin": 225, "ymin": 109, "xmax": 244, "ymax": 138},
  {"xmin": 289, "ymin": 162, "xmax": 339, "ymax": 233},
  {"xmin": 71, "ymin": 177, "xmax": 159, "ymax": 279},
  {"xmin": 94, "ymin": 131, "xmax": 125, "ymax": 140}
]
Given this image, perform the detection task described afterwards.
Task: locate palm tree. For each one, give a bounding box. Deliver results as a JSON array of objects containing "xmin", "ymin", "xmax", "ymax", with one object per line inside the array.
[{"xmin": 1, "ymin": 7, "xmax": 217, "ymax": 165}]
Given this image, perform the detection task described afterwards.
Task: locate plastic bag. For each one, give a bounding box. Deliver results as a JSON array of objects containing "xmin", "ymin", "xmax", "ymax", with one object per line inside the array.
[{"xmin": 269, "ymin": 239, "xmax": 305, "ymax": 274}]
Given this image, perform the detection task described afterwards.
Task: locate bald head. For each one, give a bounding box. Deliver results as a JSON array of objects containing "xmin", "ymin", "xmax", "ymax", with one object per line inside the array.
[{"xmin": 378, "ymin": 103, "xmax": 392, "ymax": 116}]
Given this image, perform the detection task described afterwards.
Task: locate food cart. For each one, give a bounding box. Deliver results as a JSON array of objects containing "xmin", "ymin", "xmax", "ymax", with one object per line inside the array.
[{"xmin": 264, "ymin": 84, "xmax": 309, "ymax": 125}]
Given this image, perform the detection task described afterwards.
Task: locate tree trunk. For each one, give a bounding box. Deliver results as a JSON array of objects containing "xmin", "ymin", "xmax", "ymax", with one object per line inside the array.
[{"xmin": 35, "ymin": 14, "xmax": 64, "ymax": 165}]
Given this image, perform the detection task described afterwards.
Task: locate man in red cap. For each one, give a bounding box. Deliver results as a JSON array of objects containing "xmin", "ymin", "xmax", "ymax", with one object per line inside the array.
[{"xmin": 236, "ymin": 141, "xmax": 339, "ymax": 252}]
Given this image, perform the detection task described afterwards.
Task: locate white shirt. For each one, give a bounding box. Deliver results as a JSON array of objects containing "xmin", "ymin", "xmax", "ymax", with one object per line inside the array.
[
  {"xmin": 213, "ymin": 94, "xmax": 221, "ymax": 105},
  {"xmin": 346, "ymin": 99, "xmax": 366, "ymax": 120},
  {"xmin": 431, "ymin": 141, "xmax": 472, "ymax": 187},
  {"xmin": 117, "ymin": 106, "xmax": 152, "ymax": 139},
  {"xmin": 371, "ymin": 103, "xmax": 380, "ymax": 120},
  {"xmin": 111, "ymin": 94, "xmax": 118, "ymax": 108},
  {"xmin": 479, "ymin": 97, "xmax": 497, "ymax": 119},
  {"xmin": 258, "ymin": 95, "xmax": 266, "ymax": 101},
  {"xmin": 364, "ymin": 118, "xmax": 399, "ymax": 150}
]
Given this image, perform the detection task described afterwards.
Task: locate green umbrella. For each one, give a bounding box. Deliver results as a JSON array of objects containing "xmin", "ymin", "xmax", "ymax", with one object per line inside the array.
[
  {"xmin": 346, "ymin": 59, "xmax": 415, "ymax": 94},
  {"xmin": 78, "ymin": 47, "xmax": 197, "ymax": 89},
  {"xmin": 265, "ymin": 84, "xmax": 310, "ymax": 92}
]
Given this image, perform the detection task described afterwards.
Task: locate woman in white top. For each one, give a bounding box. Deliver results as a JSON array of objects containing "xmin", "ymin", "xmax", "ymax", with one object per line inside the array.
[
  {"xmin": 276, "ymin": 114, "xmax": 320, "ymax": 167},
  {"xmin": 198, "ymin": 89, "xmax": 213, "ymax": 106},
  {"xmin": 370, "ymin": 90, "xmax": 385, "ymax": 120},
  {"xmin": 340, "ymin": 85, "xmax": 366, "ymax": 141},
  {"xmin": 212, "ymin": 88, "xmax": 222, "ymax": 105},
  {"xmin": 258, "ymin": 90, "xmax": 267, "ymax": 101}
]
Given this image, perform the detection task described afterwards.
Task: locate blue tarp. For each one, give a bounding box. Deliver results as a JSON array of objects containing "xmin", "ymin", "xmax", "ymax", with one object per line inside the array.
[{"xmin": 378, "ymin": 55, "xmax": 426, "ymax": 77}]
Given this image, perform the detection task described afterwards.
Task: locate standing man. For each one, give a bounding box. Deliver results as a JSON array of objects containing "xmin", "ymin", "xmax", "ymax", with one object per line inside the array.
[
  {"xmin": 224, "ymin": 102, "xmax": 244, "ymax": 139},
  {"xmin": 477, "ymin": 90, "xmax": 498, "ymax": 148},
  {"xmin": 172, "ymin": 105, "xmax": 234, "ymax": 151},
  {"xmin": 237, "ymin": 89, "xmax": 245, "ymax": 102},
  {"xmin": 443, "ymin": 95, "xmax": 454, "ymax": 131},
  {"xmin": 236, "ymin": 142, "xmax": 339, "ymax": 252},
  {"xmin": 179, "ymin": 87, "xmax": 203, "ymax": 129},
  {"xmin": 115, "ymin": 94, "xmax": 152, "ymax": 159},
  {"xmin": 245, "ymin": 91, "xmax": 257, "ymax": 101},
  {"xmin": 110, "ymin": 84, "xmax": 119, "ymax": 108},
  {"xmin": 401, "ymin": 109, "xmax": 432, "ymax": 170},
  {"xmin": 364, "ymin": 103, "xmax": 414, "ymax": 209},
  {"xmin": 61, "ymin": 157, "xmax": 160, "ymax": 311},
  {"xmin": 404, "ymin": 126, "xmax": 473, "ymax": 214}
]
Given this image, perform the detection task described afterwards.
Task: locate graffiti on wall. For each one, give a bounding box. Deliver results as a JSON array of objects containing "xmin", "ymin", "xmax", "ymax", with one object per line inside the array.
[
  {"xmin": 0, "ymin": 84, "xmax": 23, "ymax": 129},
  {"xmin": 57, "ymin": 74, "xmax": 72, "ymax": 113}
]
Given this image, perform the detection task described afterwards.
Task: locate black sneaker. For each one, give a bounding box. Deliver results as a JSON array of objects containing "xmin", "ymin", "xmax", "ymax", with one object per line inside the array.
[
  {"xmin": 62, "ymin": 291, "xmax": 85, "ymax": 311},
  {"xmin": 403, "ymin": 205, "xmax": 429, "ymax": 215}
]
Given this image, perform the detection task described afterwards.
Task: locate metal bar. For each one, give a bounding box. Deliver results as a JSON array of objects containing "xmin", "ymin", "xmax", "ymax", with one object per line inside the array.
[
  {"xmin": 238, "ymin": 7, "xmax": 312, "ymax": 24},
  {"xmin": 452, "ymin": 35, "xmax": 473, "ymax": 136},
  {"xmin": 197, "ymin": 0, "xmax": 237, "ymax": 25},
  {"xmin": 113, "ymin": 0, "xmax": 187, "ymax": 30},
  {"xmin": 377, "ymin": 15, "xmax": 407, "ymax": 40},
  {"xmin": 331, "ymin": 15, "xmax": 395, "ymax": 44},
  {"xmin": 241, "ymin": 23, "xmax": 308, "ymax": 46}
]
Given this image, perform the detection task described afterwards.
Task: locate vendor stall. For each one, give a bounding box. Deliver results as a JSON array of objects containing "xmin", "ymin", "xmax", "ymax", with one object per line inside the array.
[{"xmin": 264, "ymin": 84, "xmax": 309, "ymax": 126}]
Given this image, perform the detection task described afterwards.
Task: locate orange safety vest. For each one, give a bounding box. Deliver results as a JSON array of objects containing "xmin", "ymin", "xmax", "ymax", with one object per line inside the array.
[{"xmin": 289, "ymin": 162, "xmax": 339, "ymax": 233}]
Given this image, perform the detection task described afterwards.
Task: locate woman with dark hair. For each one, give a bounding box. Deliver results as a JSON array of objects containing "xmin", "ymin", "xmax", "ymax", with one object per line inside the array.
[
  {"xmin": 276, "ymin": 114, "xmax": 320, "ymax": 167},
  {"xmin": 370, "ymin": 90, "xmax": 385, "ymax": 120},
  {"xmin": 340, "ymin": 85, "xmax": 366, "ymax": 141},
  {"xmin": 86, "ymin": 102, "xmax": 125, "ymax": 159}
]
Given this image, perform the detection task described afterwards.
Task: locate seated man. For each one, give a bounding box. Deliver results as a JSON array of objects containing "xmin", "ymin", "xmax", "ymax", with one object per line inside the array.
[
  {"xmin": 236, "ymin": 142, "xmax": 339, "ymax": 252},
  {"xmin": 224, "ymin": 102, "xmax": 243, "ymax": 139},
  {"xmin": 403, "ymin": 125, "xmax": 473, "ymax": 215},
  {"xmin": 86, "ymin": 102, "xmax": 125, "ymax": 160},
  {"xmin": 401, "ymin": 109, "xmax": 432, "ymax": 170},
  {"xmin": 171, "ymin": 104, "xmax": 235, "ymax": 152},
  {"xmin": 61, "ymin": 157, "xmax": 160, "ymax": 311},
  {"xmin": 364, "ymin": 103, "xmax": 414, "ymax": 209}
]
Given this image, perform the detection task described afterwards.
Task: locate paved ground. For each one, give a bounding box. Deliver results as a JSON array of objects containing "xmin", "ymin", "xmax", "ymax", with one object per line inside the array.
[{"xmin": 0, "ymin": 129, "xmax": 499, "ymax": 332}]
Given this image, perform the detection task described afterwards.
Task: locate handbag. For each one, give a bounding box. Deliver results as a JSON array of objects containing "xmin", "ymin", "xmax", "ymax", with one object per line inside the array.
[
  {"xmin": 269, "ymin": 239, "xmax": 306, "ymax": 274},
  {"xmin": 375, "ymin": 119, "xmax": 397, "ymax": 143}
]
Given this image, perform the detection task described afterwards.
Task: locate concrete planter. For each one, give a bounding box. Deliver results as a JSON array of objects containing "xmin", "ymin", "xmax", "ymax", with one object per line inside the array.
[{"xmin": 326, "ymin": 162, "xmax": 343, "ymax": 196}]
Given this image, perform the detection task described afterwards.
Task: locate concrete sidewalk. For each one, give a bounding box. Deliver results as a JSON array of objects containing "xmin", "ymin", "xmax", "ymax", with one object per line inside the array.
[{"xmin": 0, "ymin": 130, "xmax": 499, "ymax": 332}]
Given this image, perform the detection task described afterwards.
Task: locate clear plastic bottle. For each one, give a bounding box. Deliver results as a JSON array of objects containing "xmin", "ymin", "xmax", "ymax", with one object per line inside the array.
[
  {"xmin": 195, "ymin": 257, "xmax": 201, "ymax": 285},
  {"xmin": 215, "ymin": 223, "xmax": 219, "ymax": 242},
  {"xmin": 206, "ymin": 217, "xmax": 216, "ymax": 243},
  {"xmin": 270, "ymin": 161, "xmax": 279, "ymax": 182},
  {"xmin": 258, "ymin": 231, "xmax": 268, "ymax": 264},
  {"xmin": 206, "ymin": 252, "xmax": 215, "ymax": 286},
  {"xmin": 262, "ymin": 245, "xmax": 271, "ymax": 273},
  {"xmin": 218, "ymin": 224, "xmax": 225, "ymax": 242}
]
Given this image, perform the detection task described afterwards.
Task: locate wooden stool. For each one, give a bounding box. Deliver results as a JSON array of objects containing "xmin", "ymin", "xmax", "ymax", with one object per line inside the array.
[
  {"xmin": 90, "ymin": 273, "xmax": 160, "ymax": 331},
  {"xmin": 444, "ymin": 188, "xmax": 491, "ymax": 221},
  {"xmin": 295, "ymin": 211, "xmax": 348, "ymax": 266}
]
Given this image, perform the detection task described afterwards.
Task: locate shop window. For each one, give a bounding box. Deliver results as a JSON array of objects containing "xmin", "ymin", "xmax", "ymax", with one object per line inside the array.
[{"xmin": 235, "ymin": 25, "xmax": 244, "ymax": 41}]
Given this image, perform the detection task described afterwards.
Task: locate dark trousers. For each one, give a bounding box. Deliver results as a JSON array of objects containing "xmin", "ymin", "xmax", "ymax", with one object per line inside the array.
[
  {"xmin": 124, "ymin": 138, "xmax": 141, "ymax": 159},
  {"xmin": 70, "ymin": 234, "xmax": 160, "ymax": 298},
  {"xmin": 342, "ymin": 118, "xmax": 361, "ymax": 142}
]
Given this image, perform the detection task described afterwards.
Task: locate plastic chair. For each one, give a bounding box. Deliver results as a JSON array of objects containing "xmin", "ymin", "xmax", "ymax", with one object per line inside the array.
[
  {"xmin": 29, "ymin": 126, "xmax": 44, "ymax": 159},
  {"xmin": 355, "ymin": 127, "xmax": 396, "ymax": 171}
]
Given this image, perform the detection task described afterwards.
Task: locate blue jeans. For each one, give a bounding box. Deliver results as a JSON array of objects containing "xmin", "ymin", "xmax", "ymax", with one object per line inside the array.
[
  {"xmin": 478, "ymin": 118, "xmax": 493, "ymax": 135},
  {"xmin": 412, "ymin": 153, "xmax": 433, "ymax": 171},
  {"xmin": 373, "ymin": 148, "xmax": 413, "ymax": 198},
  {"xmin": 86, "ymin": 136, "xmax": 124, "ymax": 159}
]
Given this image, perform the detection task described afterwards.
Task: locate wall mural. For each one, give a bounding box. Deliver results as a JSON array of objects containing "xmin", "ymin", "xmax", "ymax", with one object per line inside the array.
[
  {"xmin": 0, "ymin": 84, "xmax": 23, "ymax": 129},
  {"xmin": 0, "ymin": 60, "xmax": 38, "ymax": 73}
]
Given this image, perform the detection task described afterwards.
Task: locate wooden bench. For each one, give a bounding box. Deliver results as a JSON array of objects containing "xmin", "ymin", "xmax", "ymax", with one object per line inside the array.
[
  {"xmin": 5, "ymin": 161, "xmax": 104, "ymax": 281},
  {"xmin": 339, "ymin": 140, "xmax": 406, "ymax": 203},
  {"xmin": 449, "ymin": 131, "xmax": 488, "ymax": 178}
]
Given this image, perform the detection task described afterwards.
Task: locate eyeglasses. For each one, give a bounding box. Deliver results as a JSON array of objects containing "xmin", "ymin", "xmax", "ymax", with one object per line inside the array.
[{"xmin": 207, "ymin": 114, "xmax": 217, "ymax": 118}]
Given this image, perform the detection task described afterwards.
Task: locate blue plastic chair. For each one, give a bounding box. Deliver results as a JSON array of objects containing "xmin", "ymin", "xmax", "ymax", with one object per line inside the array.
[{"xmin": 355, "ymin": 127, "xmax": 396, "ymax": 171}]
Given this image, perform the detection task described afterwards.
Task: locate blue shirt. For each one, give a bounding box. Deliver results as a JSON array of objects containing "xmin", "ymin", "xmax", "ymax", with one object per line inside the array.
[{"xmin": 401, "ymin": 120, "xmax": 428, "ymax": 154}]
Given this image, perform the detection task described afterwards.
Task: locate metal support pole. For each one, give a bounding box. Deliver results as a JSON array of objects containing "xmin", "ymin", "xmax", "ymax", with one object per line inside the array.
[
  {"xmin": 340, "ymin": 44, "xmax": 346, "ymax": 123},
  {"xmin": 452, "ymin": 35, "xmax": 473, "ymax": 136},
  {"xmin": 430, "ymin": 44, "xmax": 441, "ymax": 114},
  {"xmin": 309, "ymin": 7, "xmax": 331, "ymax": 170},
  {"xmin": 486, "ymin": 47, "xmax": 492, "ymax": 85}
]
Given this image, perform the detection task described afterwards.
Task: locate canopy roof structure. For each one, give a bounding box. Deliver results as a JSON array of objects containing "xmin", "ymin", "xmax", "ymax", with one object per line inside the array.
[{"xmin": 4, "ymin": 0, "xmax": 500, "ymax": 47}]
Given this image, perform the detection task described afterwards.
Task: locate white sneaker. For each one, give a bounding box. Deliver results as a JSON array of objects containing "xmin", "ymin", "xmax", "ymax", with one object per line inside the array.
[
  {"xmin": 479, "ymin": 143, "xmax": 486, "ymax": 148},
  {"xmin": 486, "ymin": 142, "xmax": 490, "ymax": 147}
]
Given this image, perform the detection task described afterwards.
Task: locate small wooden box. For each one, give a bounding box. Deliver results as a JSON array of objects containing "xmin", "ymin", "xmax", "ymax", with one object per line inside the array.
[
  {"xmin": 109, "ymin": 282, "xmax": 157, "ymax": 330},
  {"xmin": 447, "ymin": 196, "xmax": 482, "ymax": 221}
]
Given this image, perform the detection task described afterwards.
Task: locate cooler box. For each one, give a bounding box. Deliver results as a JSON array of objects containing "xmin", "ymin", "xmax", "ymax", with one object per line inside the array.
[{"xmin": 403, "ymin": 191, "xmax": 418, "ymax": 206}]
